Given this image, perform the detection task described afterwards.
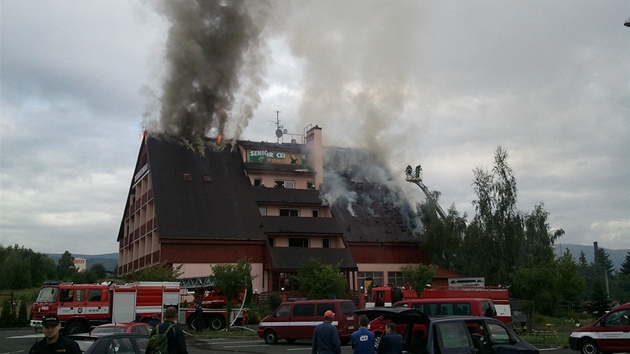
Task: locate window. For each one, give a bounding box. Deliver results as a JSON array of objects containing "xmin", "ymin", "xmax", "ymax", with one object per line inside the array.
[
  {"xmin": 312, "ymin": 209, "xmax": 319, "ymax": 217},
  {"xmin": 322, "ymin": 238, "xmax": 330, "ymax": 248},
  {"xmin": 268, "ymin": 237, "xmax": 274, "ymax": 246},
  {"xmin": 60, "ymin": 289, "xmax": 74, "ymax": 302},
  {"xmin": 487, "ymin": 322, "xmax": 511, "ymax": 344},
  {"xmin": 294, "ymin": 304, "xmax": 315, "ymax": 317},
  {"xmin": 280, "ymin": 209, "xmax": 299, "ymax": 216},
  {"xmin": 288, "ymin": 238, "xmax": 308, "ymax": 247},
  {"xmin": 75, "ymin": 290, "xmax": 85, "ymax": 302},
  {"xmin": 88, "ymin": 289, "xmax": 102, "ymax": 302},
  {"xmin": 183, "ymin": 173, "xmax": 192, "ymax": 181},
  {"xmin": 436, "ymin": 322, "xmax": 471, "ymax": 349},
  {"xmin": 275, "ymin": 304, "xmax": 291, "ymax": 317},
  {"xmin": 307, "ymin": 182, "xmax": 315, "ymax": 189},
  {"xmin": 275, "ymin": 180, "xmax": 295, "ymax": 189},
  {"xmin": 259, "ymin": 207, "xmax": 267, "ymax": 216},
  {"xmin": 202, "ymin": 174, "xmax": 211, "ymax": 182},
  {"xmin": 358, "ymin": 272, "xmax": 383, "ymax": 289},
  {"xmin": 317, "ymin": 303, "xmax": 335, "ymax": 316},
  {"xmin": 253, "ymin": 178, "xmax": 262, "ymax": 186},
  {"xmin": 387, "ymin": 272, "xmax": 406, "ymax": 286}
]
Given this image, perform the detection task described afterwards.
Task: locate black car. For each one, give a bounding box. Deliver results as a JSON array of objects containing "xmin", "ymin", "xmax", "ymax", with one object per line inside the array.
[
  {"xmin": 67, "ymin": 332, "xmax": 150, "ymax": 354},
  {"xmin": 356, "ymin": 306, "xmax": 539, "ymax": 354}
]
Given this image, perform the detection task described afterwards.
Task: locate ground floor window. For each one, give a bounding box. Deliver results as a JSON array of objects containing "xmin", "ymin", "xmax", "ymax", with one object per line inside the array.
[
  {"xmin": 387, "ymin": 271, "xmax": 407, "ymax": 286},
  {"xmin": 358, "ymin": 271, "xmax": 383, "ymax": 292}
]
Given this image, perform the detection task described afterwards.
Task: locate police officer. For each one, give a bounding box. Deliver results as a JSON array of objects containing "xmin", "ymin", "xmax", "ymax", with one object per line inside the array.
[{"xmin": 29, "ymin": 315, "xmax": 81, "ymax": 354}]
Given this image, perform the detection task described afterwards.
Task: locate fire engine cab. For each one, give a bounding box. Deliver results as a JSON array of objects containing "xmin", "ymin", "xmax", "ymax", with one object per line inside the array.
[{"xmin": 30, "ymin": 281, "xmax": 180, "ymax": 334}]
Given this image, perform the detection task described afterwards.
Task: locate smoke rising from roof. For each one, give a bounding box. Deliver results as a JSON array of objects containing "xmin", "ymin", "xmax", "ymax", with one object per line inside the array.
[{"xmin": 143, "ymin": 0, "xmax": 274, "ymax": 150}]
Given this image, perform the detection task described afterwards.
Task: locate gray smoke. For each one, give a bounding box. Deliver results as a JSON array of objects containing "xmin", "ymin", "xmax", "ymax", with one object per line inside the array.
[{"xmin": 144, "ymin": 0, "xmax": 274, "ymax": 151}]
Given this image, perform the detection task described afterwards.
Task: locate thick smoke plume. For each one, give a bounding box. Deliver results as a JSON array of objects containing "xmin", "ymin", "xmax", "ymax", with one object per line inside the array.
[{"xmin": 145, "ymin": 0, "xmax": 274, "ymax": 151}]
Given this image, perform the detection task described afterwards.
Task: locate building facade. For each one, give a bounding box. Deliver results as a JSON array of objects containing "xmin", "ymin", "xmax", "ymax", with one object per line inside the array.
[{"xmin": 118, "ymin": 125, "xmax": 436, "ymax": 293}]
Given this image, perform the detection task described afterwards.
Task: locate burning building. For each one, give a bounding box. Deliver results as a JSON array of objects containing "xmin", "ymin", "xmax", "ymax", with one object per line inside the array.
[{"xmin": 116, "ymin": 125, "xmax": 449, "ymax": 293}]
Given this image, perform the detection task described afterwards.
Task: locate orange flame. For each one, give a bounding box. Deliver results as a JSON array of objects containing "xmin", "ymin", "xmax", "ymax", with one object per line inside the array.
[{"xmin": 217, "ymin": 134, "xmax": 223, "ymax": 145}]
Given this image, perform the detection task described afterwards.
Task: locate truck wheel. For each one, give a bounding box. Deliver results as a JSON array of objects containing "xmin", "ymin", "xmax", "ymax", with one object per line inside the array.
[
  {"xmin": 580, "ymin": 339, "xmax": 599, "ymax": 354},
  {"xmin": 263, "ymin": 329, "xmax": 278, "ymax": 344},
  {"xmin": 208, "ymin": 315, "xmax": 225, "ymax": 330},
  {"xmin": 65, "ymin": 322, "xmax": 87, "ymax": 335}
]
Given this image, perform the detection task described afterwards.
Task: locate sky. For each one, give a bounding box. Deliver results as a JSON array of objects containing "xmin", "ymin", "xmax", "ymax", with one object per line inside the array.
[{"xmin": 1, "ymin": 1, "xmax": 629, "ymax": 256}]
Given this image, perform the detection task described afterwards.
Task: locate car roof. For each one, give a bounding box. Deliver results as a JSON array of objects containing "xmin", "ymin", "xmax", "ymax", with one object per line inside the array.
[{"xmin": 355, "ymin": 306, "xmax": 431, "ymax": 325}]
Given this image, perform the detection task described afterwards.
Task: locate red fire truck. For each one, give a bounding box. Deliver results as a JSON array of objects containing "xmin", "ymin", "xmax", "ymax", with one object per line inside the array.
[
  {"xmin": 31, "ymin": 281, "xmax": 180, "ymax": 334},
  {"xmin": 367, "ymin": 284, "xmax": 513, "ymax": 324}
]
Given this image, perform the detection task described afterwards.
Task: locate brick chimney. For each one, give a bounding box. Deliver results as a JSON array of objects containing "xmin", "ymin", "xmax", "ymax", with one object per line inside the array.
[{"xmin": 305, "ymin": 125, "xmax": 323, "ymax": 189}]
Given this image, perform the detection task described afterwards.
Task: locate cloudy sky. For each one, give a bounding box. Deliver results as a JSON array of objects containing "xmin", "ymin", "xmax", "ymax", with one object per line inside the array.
[{"xmin": 1, "ymin": 1, "xmax": 628, "ymax": 256}]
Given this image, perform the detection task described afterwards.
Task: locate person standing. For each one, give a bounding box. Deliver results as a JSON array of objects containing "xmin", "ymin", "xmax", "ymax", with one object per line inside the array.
[
  {"xmin": 377, "ymin": 322, "xmax": 403, "ymax": 354},
  {"xmin": 149, "ymin": 313, "xmax": 160, "ymax": 328},
  {"xmin": 29, "ymin": 315, "xmax": 81, "ymax": 354},
  {"xmin": 195, "ymin": 305, "xmax": 204, "ymax": 333},
  {"xmin": 311, "ymin": 310, "xmax": 341, "ymax": 354},
  {"xmin": 147, "ymin": 306, "xmax": 189, "ymax": 354},
  {"xmin": 351, "ymin": 315, "xmax": 375, "ymax": 354}
]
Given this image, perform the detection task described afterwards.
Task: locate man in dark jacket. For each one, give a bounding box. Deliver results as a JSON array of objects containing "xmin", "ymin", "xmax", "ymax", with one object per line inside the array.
[
  {"xmin": 147, "ymin": 306, "xmax": 188, "ymax": 354},
  {"xmin": 29, "ymin": 315, "xmax": 81, "ymax": 354},
  {"xmin": 311, "ymin": 310, "xmax": 341, "ymax": 354},
  {"xmin": 377, "ymin": 322, "xmax": 403, "ymax": 354}
]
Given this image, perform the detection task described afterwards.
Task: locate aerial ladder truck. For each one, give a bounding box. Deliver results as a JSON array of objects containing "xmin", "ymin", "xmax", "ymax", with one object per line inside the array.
[{"xmin": 405, "ymin": 165, "xmax": 447, "ymax": 220}]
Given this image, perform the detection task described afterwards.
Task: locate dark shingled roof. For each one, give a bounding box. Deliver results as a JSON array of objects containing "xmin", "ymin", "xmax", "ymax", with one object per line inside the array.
[
  {"xmin": 147, "ymin": 135, "xmax": 264, "ymax": 241},
  {"xmin": 268, "ymin": 247, "xmax": 357, "ymax": 272}
]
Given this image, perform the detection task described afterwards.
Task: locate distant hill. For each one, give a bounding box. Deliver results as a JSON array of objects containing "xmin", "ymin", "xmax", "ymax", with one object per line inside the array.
[
  {"xmin": 48, "ymin": 252, "xmax": 118, "ymax": 274},
  {"xmin": 554, "ymin": 244, "xmax": 628, "ymax": 272}
]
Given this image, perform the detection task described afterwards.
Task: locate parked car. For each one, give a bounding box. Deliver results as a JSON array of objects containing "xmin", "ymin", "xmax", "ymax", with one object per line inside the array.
[
  {"xmin": 90, "ymin": 322, "xmax": 153, "ymax": 335},
  {"xmin": 68, "ymin": 332, "xmax": 149, "ymax": 354},
  {"xmin": 257, "ymin": 299, "xmax": 359, "ymax": 345},
  {"xmin": 569, "ymin": 302, "xmax": 630, "ymax": 354},
  {"xmin": 356, "ymin": 306, "xmax": 539, "ymax": 354}
]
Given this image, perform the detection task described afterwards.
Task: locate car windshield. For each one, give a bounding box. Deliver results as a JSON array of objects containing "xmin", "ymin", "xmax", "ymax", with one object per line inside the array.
[{"xmin": 36, "ymin": 288, "xmax": 59, "ymax": 303}]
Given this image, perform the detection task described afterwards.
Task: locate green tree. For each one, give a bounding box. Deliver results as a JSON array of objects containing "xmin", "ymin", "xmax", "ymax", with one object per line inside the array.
[
  {"xmin": 620, "ymin": 252, "xmax": 630, "ymax": 276},
  {"xmin": 56, "ymin": 251, "xmax": 76, "ymax": 280},
  {"xmin": 0, "ymin": 299, "xmax": 15, "ymax": 327},
  {"xmin": 588, "ymin": 278, "xmax": 610, "ymax": 317},
  {"xmin": 511, "ymin": 261, "xmax": 557, "ymax": 325},
  {"xmin": 400, "ymin": 264, "xmax": 436, "ymax": 297},
  {"xmin": 421, "ymin": 203, "xmax": 466, "ymax": 271},
  {"xmin": 124, "ymin": 261, "xmax": 182, "ymax": 282},
  {"xmin": 522, "ymin": 204, "xmax": 562, "ymax": 266},
  {"xmin": 594, "ymin": 248, "xmax": 615, "ymax": 277},
  {"xmin": 90, "ymin": 264, "xmax": 108, "ymax": 280},
  {"xmin": 297, "ymin": 258, "xmax": 348, "ymax": 300},
  {"xmin": 578, "ymin": 250, "xmax": 588, "ymax": 268},
  {"xmin": 468, "ymin": 146, "xmax": 524, "ymax": 285},
  {"xmin": 555, "ymin": 249, "xmax": 587, "ymax": 309},
  {"xmin": 17, "ymin": 298, "xmax": 28, "ymax": 326},
  {"xmin": 212, "ymin": 258, "xmax": 255, "ymax": 329}
]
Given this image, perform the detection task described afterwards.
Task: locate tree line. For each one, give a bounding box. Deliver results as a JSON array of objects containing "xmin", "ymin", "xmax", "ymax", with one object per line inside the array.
[
  {"xmin": 417, "ymin": 146, "xmax": 630, "ymax": 316},
  {"xmin": 0, "ymin": 246, "xmax": 111, "ymax": 290}
]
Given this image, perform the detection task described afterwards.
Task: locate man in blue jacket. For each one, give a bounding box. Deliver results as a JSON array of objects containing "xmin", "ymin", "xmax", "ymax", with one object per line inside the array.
[
  {"xmin": 311, "ymin": 310, "xmax": 341, "ymax": 354},
  {"xmin": 351, "ymin": 315, "xmax": 375, "ymax": 354}
]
